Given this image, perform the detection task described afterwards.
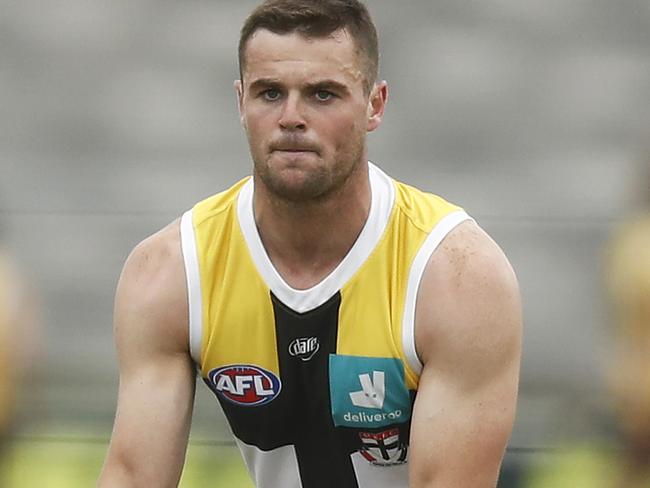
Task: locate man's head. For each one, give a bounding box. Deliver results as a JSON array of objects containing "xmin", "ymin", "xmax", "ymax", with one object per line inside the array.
[
  {"xmin": 239, "ymin": 0, "xmax": 379, "ymax": 94},
  {"xmin": 235, "ymin": 0, "xmax": 387, "ymax": 203}
]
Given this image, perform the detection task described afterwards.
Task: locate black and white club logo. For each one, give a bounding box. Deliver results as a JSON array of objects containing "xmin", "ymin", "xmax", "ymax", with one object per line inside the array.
[{"xmin": 288, "ymin": 337, "xmax": 320, "ymax": 361}]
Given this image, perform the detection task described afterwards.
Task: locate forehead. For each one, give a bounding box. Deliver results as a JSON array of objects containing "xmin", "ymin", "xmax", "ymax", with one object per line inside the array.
[{"xmin": 242, "ymin": 29, "xmax": 364, "ymax": 87}]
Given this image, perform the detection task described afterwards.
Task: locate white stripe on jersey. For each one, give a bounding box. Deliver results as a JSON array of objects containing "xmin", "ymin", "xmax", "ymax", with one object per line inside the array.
[
  {"xmin": 350, "ymin": 451, "xmax": 409, "ymax": 487},
  {"xmin": 235, "ymin": 438, "xmax": 302, "ymax": 488}
]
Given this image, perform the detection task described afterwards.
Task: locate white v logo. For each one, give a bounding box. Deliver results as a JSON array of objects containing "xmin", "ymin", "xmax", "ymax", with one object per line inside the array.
[{"xmin": 349, "ymin": 371, "xmax": 385, "ymax": 409}]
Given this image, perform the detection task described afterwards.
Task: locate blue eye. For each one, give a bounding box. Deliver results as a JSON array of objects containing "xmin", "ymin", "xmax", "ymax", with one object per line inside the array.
[
  {"xmin": 263, "ymin": 89, "xmax": 281, "ymax": 101},
  {"xmin": 315, "ymin": 90, "xmax": 334, "ymax": 102}
]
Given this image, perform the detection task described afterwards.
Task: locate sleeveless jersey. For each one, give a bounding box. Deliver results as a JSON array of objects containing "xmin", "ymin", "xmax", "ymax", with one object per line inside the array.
[{"xmin": 180, "ymin": 163, "xmax": 471, "ymax": 488}]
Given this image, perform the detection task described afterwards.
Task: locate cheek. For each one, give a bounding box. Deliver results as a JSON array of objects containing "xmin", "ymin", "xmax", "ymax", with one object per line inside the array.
[
  {"xmin": 335, "ymin": 117, "xmax": 365, "ymax": 146},
  {"xmin": 327, "ymin": 109, "xmax": 363, "ymax": 136},
  {"xmin": 244, "ymin": 114, "xmax": 270, "ymax": 144},
  {"xmin": 243, "ymin": 104, "xmax": 274, "ymax": 132}
]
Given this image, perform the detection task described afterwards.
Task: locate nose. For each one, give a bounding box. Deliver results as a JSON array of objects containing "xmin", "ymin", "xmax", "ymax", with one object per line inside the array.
[{"xmin": 278, "ymin": 93, "xmax": 306, "ymax": 131}]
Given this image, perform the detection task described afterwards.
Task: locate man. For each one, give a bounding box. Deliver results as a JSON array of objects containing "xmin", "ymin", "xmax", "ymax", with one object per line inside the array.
[
  {"xmin": 527, "ymin": 161, "xmax": 650, "ymax": 487},
  {"xmin": 0, "ymin": 247, "xmax": 16, "ymax": 485},
  {"xmin": 528, "ymin": 159, "xmax": 650, "ymax": 488},
  {"xmin": 603, "ymin": 204, "xmax": 650, "ymax": 486},
  {"xmin": 98, "ymin": 1, "xmax": 522, "ymax": 486},
  {"xmin": 0, "ymin": 249, "xmax": 17, "ymax": 450},
  {"xmin": 0, "ymin": 245, "xmax": 38, "ymax": 453}
]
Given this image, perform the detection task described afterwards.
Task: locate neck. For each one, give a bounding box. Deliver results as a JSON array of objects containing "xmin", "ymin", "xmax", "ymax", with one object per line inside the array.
[{"xmin": 253, "ymin": 162, "xmax": 372, "ymax": 289}]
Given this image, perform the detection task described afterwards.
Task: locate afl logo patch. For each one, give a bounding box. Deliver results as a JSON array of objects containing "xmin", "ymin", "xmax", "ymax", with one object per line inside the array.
[{"xmin": 207, "ymin": 365, "xmax": 281, "ymax": 407}]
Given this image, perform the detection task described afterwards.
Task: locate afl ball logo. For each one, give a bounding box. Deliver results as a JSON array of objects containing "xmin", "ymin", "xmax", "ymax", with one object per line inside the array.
[{"xmin": 208, "ymin": 365, "xmax": 281, "ymax": 407}]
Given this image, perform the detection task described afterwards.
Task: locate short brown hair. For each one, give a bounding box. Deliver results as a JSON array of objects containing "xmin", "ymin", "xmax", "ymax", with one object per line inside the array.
[{"xmin": 239, "ymin": 0, "xmax": 379, "ymax": 93}]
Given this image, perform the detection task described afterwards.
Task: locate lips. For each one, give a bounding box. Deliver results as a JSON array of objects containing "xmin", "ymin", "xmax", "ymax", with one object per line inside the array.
[
  {"xmin": 273, "ymin": 147, "xmax": 316, "ymax": 153},
  {"xmin": 270, "ymin": 140, "xmax": 319, "ymax": 154}
]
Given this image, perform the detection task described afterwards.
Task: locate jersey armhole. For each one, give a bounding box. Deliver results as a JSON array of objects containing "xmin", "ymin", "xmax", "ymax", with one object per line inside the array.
[
  {"xmin": 401, "ymin": 210, "xmax": 474, "ymax": 377},
  {"xmin": 180, "ymin": 209, "xmax": 203, "ymax": 366}
]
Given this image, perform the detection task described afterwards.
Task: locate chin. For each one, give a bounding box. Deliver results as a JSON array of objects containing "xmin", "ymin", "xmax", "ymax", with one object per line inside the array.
[
  {"xmin": 266, "ymin": 153, "xmax": 323, "ymax": 177},
  {"xmin": 268, "ymin": 178, "xmax": 330, "ymax": 203},
  {"xmin": 261, "ymin": 168, "xmax": 334, "ymax": 203},
  {"xmin": 254, "ymin": 151, "xmax": 358, "ymax": 203}
]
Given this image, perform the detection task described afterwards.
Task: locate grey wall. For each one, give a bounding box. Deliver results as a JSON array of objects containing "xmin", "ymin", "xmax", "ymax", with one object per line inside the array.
[{"xmin": 1, "ymin": 0, "xmax": 649, "ymax": 449}]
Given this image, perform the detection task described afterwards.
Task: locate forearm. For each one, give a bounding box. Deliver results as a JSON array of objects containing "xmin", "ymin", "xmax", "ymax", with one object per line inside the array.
[
  {"xmin": 409, "ymin": 461, "xmax": 501, "ymax": 488},
  {"xmin": 98, "ymin": 460, "xmax": 139, "ymax": 488},
  {"xmin": 409, "ymin": 440, "xmax": 504, "ymax": 488},
  {"xmin": 98, "ymin": 371, "xmax": 194, "ymax": 487},
  {"xmin": 99, "ymin": 448, "xmax": 184, "ymax": 488}
]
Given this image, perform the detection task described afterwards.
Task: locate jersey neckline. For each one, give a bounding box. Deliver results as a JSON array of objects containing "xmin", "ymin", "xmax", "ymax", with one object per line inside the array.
[{"xmin": 237, "ymin": 162, "xmax": 396, "ymax": 313}]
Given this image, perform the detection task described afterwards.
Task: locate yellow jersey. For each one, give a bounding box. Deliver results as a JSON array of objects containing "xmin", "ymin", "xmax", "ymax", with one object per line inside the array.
[{"xmin": 180, "ymin": 163, "xmax": 471, "ymax": 488}]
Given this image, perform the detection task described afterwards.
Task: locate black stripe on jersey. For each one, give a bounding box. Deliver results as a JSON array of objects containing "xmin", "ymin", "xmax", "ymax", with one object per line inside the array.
[
  {"xmin": 270, "ymin": 291, "xmax": 360, "ymax": 488},
  {"xmin": 208, "ymin": 291, "xmax": 414, "ymax": 487}
]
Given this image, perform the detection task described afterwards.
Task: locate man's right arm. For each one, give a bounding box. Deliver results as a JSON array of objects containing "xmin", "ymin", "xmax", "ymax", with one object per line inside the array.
[{"xmin": 98, "ymin": 220, "xmax": 196, "ymax": 488}]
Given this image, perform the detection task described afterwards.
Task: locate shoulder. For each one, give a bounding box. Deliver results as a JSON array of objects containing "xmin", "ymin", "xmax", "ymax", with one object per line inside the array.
[
  {"xmin": 115, "ymin": 219, "xmax": 188, "ymax": 356},
  {"xmin": 192, "ymin": 177, "xmax": 251, "ymax": 225},
  {"xmin": 607, "ymin": 215, "xmax": 650, "ymax": 286},
  {"xmin": 122, "ymin": 219, "xmax": 183, "ymax": 282},
  {"xmin": 392, "ymin": 179, "xmax": 462, "ymax": 230},
  {"xmin": 415, "ymin": 220, "xmax": 522, "ymax": 373}
]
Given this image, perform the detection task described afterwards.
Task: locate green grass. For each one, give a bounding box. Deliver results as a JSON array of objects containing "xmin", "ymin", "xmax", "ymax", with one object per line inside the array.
[{"xmin": 0, "ymin": 435, "xmax": 254, "ymax": 487}]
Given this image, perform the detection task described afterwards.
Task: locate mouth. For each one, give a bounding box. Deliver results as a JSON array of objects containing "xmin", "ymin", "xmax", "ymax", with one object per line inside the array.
[
  {"xmin": 271, "ymin": 149, "xmax": 320, "ymax": 163},
  {"xmin": 272, "ymin": 147, "xmax": 317, "ymax": 154},
  {"xmin": 270, "ymin": 140, "xmax": 319, "ymax": 155}
]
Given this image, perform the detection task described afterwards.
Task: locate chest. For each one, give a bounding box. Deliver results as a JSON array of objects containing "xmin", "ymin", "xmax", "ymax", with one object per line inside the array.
[{"xmin": 201, "ymin": 289, "xmax": 415, "ymax": 486}]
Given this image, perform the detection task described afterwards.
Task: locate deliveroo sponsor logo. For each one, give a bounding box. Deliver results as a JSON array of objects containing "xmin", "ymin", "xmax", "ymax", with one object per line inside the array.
[{"xmin": 329, "ymin": 355, "xmax": 411, "ymax": 428}]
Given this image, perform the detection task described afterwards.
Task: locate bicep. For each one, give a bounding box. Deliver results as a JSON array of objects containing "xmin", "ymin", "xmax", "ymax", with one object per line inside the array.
[
  {"xmin": 99, "ymin": 223, "xmax": 196, "ymax": 487},
  {"xmin": 409, "ymin": 349, "xmax": 519, "ymax": 487},
  {"xmin": 408, "ymin": 222, "xmax": 522, "ymax": 487}
]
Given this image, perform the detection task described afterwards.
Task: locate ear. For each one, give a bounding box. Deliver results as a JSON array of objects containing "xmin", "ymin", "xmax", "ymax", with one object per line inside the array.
[
  {"xmin": 366, "ymin": 81, "xmax": 388, "ymax": 132},
  {"xmin": 234, "ymin": 80, "xmax": 246, "ymax": 128}
]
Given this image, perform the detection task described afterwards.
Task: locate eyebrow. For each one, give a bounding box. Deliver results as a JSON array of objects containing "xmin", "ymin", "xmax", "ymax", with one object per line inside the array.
[
  {"xmin": 248, "ymin": 77, "xmax": 282, "ymax": 91},
  {"xmin": 247, "ymin": 78, "xmax": 351, "ymax": 95}
]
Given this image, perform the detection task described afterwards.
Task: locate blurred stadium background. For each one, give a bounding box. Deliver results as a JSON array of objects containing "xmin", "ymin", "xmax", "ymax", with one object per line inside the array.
[{"xmin": 1, "ymin": 0, "xmax": 649, "ymax": 486}]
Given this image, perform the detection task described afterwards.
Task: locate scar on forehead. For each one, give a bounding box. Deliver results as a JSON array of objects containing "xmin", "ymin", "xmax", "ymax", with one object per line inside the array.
[{"xmin": 341, "ymin": 62, "xmax": 364, "ymax": 81}]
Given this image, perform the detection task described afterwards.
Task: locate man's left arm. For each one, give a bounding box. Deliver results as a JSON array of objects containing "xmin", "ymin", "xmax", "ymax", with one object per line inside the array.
[{"xmin": 409, "ymin": 221, "xmax": 522, "ymax": 487}]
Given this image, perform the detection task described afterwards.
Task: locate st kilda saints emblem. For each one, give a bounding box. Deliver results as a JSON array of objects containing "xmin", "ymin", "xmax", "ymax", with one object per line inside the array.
[{"xmin": 358, "ymin": 428, "xmax": 408, "ymax": 466}]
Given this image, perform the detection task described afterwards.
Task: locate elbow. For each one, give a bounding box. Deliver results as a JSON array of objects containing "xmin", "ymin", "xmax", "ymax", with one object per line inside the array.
[
  {"xmin": 98, "ymin": 452, "xmax": 142, "ymax": 488},
  {"xmin": 98, "ymin": 450, "xmax": 181, "ymax": 488}
]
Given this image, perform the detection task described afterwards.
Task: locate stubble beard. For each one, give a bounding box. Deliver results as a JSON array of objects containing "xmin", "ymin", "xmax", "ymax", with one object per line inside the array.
[{"xmin": 252, "ymin": 141, "xmax": 365, "ymax": 205}]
